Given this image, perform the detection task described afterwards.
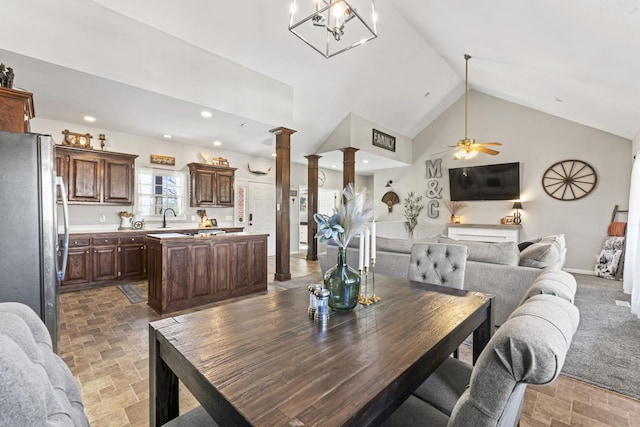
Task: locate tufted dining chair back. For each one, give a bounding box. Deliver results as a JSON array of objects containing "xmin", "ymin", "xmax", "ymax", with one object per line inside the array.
[{"xmin": 408, "ymin": 243, "xmax": 469, "ymax": 289}]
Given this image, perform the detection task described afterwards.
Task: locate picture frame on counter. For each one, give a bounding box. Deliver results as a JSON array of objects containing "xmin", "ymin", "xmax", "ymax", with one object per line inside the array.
[{"xmin": 150, "ymin": 154, "xmax": 176, "ymax": 166}]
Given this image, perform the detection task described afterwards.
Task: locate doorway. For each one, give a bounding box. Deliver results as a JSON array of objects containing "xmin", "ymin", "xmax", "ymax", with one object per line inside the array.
[
  {"xmin": 247, "ymin": 182, "xmax": 276, "ymax": 256},
  {"xmin": 298, "ymin": 186, "xmax": 339, "ymax": 255}
]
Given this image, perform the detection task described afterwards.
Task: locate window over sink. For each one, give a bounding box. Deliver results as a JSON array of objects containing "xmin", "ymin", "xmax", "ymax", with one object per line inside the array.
[{"xmin": 136, "ymin": 167, "xmax": 186, "ymax": 218}]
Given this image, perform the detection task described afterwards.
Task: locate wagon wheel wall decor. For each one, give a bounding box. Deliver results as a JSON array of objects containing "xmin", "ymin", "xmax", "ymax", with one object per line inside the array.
[{"xmin": 542, "ymin": 160, "xmax": 597, "ymax": 201}]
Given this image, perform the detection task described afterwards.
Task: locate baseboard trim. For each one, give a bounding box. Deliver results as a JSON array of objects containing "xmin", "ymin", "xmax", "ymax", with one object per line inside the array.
[{"xmin": 563, "ymin": 268, "xmax": 595, "ymax": 275}]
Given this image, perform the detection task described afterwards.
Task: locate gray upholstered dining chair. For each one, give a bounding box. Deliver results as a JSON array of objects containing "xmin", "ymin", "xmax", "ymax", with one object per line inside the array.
[
  {"xmin": 407, "ymin": 243, "xmax": 469, "ymax": 289},
  {"xmin": 384, "ymin": 293, "xmax": 580, "ymax": 427}
]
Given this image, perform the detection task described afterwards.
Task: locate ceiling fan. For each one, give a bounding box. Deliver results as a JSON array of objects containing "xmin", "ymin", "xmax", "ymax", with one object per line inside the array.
[{"xmin": 450, "ymin": 54, "xmax": 502, "ymax": 160}]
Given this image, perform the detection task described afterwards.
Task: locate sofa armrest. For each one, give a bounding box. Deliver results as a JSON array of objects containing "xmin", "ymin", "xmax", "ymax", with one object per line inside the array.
[{"xmin": 0, "ymin": 303, "xmax": 89, "ymax": 427}]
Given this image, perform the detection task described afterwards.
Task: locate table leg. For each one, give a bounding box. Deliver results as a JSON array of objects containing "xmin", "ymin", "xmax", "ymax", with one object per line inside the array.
[
  {"xmin": 149, "ymin": 324, "xmax": 179, "ymax": 426},
  {"xmin": 472, "ymin": 297, "xmax": 494, "ymax": 364}
]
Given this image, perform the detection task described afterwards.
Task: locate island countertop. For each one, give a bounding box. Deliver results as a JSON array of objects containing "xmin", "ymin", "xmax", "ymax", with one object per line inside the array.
[
  {"xmin": 63, "ymin": 226, "xmax": 244, "ymax": 236},
  {"xmin": 144, "ymin": 231, "xmax": 261, "ymax": 242}
]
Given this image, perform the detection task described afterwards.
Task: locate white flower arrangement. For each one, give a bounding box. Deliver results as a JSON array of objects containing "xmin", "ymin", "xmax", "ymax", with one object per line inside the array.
[{"xmin": 314, "ymin": 184, "xmax": 374, "ymax": 248}]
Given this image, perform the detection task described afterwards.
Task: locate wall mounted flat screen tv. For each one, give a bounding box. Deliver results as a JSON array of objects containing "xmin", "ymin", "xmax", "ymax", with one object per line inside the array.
[{"xmin": 449, "ymin": 162, "xmax": 520, "ymax": 201}]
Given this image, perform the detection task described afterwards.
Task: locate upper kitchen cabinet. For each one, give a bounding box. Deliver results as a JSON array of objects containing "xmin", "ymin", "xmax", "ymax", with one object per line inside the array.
[
  {"xmin": 188, "ymin": 163, "xmax": 236, "ymax": 207},
  {"xmin": 0, "ymin": 87, "xmax": 34, "ymax": 133},
  {"xmin": 55, "ymin": 145, "xmax": 138, "ymax": 205}
]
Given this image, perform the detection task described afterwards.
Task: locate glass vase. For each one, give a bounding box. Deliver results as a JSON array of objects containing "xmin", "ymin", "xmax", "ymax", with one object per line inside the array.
[{"xmin": 323, "ymin": 246, "xmax": 361, "ymax": 311}]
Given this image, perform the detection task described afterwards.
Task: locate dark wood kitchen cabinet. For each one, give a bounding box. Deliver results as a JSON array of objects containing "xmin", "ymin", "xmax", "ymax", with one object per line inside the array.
[
  {"xmin": 188, "ymin": 163, "xmax": 236, "ymax": 207},
  {"xmin": 146, "ymin": 233, "xmax": 267, "ymax": 314},
  {"xmin": 55, "ymin": 146, "xmax": 138, "ymax": 205},
  {"xmin": 59, "ymin": 228, "xmax": 241, "ymax": 292},
  {"xmin": 62, "ymin": 238, "xmax": 91, "ymax": 287},
  {"xmin": 68, "ymin": 151, "xmax": 101, "ymax": 203},
  {"xmin": 0, "ymin": 87, "xmax": 34, "ymax": 133},
  {"xmin": 119, "ymin": 235, "xmax": 146, "ymax": 279},
  {"xmin": 92, "ymin": 237, "xmax": 119, "ymax": 282}
]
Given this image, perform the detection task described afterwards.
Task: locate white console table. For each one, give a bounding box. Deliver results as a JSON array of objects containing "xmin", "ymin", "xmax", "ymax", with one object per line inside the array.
[{"xmin": 447, "ymin": 224, "xmax": 522, "ymax": 243}]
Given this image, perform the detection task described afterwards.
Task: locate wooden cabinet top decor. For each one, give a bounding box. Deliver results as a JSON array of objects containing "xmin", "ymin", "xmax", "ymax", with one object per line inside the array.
[
  {"xmin": 188, "ymin": 162, "xmax": 237, "ymax": 207},
  {"xmin": 55, "ymin": 145, "xmax": 138, "ymax": 205},
  {"xmin": 0, "ymin": 87, "xmax": 35, "ymax": 133}
]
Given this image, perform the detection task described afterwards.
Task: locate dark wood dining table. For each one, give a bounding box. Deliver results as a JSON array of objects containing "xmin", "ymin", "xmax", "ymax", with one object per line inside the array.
[{"xmin": 149, "ymin": 274, "xmax": 494, "ymax": 426}]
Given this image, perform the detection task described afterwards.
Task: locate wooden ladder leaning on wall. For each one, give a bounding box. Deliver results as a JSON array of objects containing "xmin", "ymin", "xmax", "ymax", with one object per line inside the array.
[{"xmin": 610, "ymin": 204, "xmax": 629, "ymax": 280}]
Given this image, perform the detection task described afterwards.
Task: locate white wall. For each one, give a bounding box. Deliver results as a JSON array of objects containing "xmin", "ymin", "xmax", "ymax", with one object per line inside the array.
[
  {"xmin": 633, "ymin": 129, "xmax": 640, "ymax": 157},
  {"xmin": 316, "ymin": 113, "xmax": 413, "ymax": 165},
  {"xmin": 372, "ymin": 91, "xmax": 632, "ymax": 272}
]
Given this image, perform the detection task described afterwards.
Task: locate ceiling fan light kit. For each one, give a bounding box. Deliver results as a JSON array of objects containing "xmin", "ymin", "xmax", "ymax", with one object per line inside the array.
[
  {"xmin": 289, "ymin": 0, "xmax": 378, "ymax": 58},
  {"xmin": 452, "ymin": 54, "xmax": 502, "ymax": 160}
]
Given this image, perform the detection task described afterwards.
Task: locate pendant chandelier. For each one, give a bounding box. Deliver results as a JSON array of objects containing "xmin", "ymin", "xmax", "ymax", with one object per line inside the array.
[{"xmin": 289, "ymin": 0, "xmax": 378, "ymax": 59}]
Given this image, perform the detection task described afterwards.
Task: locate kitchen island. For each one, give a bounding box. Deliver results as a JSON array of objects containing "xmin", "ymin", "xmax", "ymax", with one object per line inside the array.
[
  {"xmin": 58, "ymin": 227, "xmax": 243, "ymax": 292},
  {"xmin": 146, "ymin": 232, "xmax": 268, "ymax": 314}
]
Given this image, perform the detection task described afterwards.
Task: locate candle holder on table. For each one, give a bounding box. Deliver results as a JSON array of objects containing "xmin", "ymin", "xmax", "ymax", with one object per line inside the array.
[
  {"xmin": 358, "ymin": 267, "xmax": 373, "ymax": 305},
  {"xmin": 368, "ymin": 258, "xmax": 380, "ymax": 303}
]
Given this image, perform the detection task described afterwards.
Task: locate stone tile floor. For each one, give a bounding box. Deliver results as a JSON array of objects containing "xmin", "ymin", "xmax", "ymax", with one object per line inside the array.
[{"xmin": 58, "ymin": 256, "xmax": 640, "ymax": 426}]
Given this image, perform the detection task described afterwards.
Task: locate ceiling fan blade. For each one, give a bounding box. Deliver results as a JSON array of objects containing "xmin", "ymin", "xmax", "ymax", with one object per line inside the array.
[
  {"xmin": 478, "ymin": 142, "xmax": 502, "ymax": 146},
  {"xmin": 474, "ymin": 146, "xmax": 500, "ymax": 155}
]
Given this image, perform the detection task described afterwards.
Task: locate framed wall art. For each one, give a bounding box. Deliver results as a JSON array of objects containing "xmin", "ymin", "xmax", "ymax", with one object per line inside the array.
[
  {"xmin": 150, "ymin": 154, "xmax": 176, "ymax": 166},
  {"xmin": 372, "ymin": 129, "xmax": 396, "ymax": 152}
]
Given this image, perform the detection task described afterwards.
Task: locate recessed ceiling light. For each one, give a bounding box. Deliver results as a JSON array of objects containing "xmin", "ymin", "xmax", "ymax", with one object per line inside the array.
[
  {"xmin": 332, "ymin": 165, "xmax": 337, "ymax": 168},
  {"xmin": 83, "ymin": 116, "xmax": 96, "ymax": 122},
  {"xmin": 213, "ymin": 141, "xmax": 222, "ymax": 146},
  {"xmin": 163, "ymin": 134, "xmax": 172, "ymax": 139},
  {"xmin": 363, "ymin": 160, "xmax": 369, "ymax": 164},
  {"xmin": 271, "ymin": 153, "xmax": 277, "ymax": 157},
  {"xmin": 201, "ymin": 111, "xmax": 212, "ymax": 118}
]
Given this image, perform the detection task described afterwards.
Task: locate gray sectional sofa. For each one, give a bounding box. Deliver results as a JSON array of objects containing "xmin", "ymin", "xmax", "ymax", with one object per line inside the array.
[
  {"xmin": 319, "ymin": 234, "xmax": 566, "ymax": 326},
  {"xmin": 0, "ymin": 302, "xmax": 89, "ymax": 426}
]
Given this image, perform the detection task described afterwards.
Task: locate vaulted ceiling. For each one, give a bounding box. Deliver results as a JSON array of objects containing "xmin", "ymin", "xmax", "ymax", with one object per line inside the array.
[{"xmin": 2, "ymin": 0, "xmax": 639, "ymax": 171}]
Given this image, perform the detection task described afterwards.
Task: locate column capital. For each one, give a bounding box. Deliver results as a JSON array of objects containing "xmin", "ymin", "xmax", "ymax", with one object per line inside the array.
[{"xmin": 269, "ymin": 127, "xmax": 297, "ymax": 136}]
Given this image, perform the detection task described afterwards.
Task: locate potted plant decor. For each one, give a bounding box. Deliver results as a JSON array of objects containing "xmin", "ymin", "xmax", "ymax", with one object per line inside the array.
[{"xmin": 403, "ymin": 192, "xmax": 425, "ymax": 240}]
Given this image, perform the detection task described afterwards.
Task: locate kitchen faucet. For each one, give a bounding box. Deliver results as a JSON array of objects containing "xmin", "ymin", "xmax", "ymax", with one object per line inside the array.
[{"xmin": 161, "ymin": 208, "xmax": 177, "ymax": 228}]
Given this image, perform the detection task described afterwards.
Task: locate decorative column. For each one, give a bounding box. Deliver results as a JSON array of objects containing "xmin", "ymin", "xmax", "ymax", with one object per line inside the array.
[
  {"xmin": 305, "ymin": 155, "xmax": 321, "ymax": 261},
  {"xmin": 270, "ymin": 127, "xmax": 296, "ymax": 282},
  {"xmin": 341, "ymin": 147, "xmax": 358, "ymax": 189}
]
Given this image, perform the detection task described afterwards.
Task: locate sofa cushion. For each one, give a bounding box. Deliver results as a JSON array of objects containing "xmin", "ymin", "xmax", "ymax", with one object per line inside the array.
[
  {"xmin": 454, "ymin": 240, "xmax": 520, "ymax": 266},
  {"xmin": 379, "ymin": 237, "xmax": 435, "ymax": 253}
]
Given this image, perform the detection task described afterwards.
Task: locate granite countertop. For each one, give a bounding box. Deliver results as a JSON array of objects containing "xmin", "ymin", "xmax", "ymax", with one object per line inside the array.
[
  {"xmin": 61, "ymin": 226, "xmax": 244, "ymax": 235},
  {"xmin": 145, "ymin": 232, "xmax": 263, "ymax": 242}
]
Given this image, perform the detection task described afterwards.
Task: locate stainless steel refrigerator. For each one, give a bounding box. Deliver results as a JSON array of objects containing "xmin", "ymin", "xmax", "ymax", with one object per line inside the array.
[{"xmin": 0, "ymin": 130, "xmax": 69, "ymax": 352}]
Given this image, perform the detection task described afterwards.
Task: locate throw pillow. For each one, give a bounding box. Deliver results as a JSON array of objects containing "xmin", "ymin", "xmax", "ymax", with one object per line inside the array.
[
  {"xmin": 519, "ymin": 241, "xmax": 561, "ymax": 269},
  {"xmin": 518, "ymin": 238, "xmax": 542, "ymax": 252}
]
